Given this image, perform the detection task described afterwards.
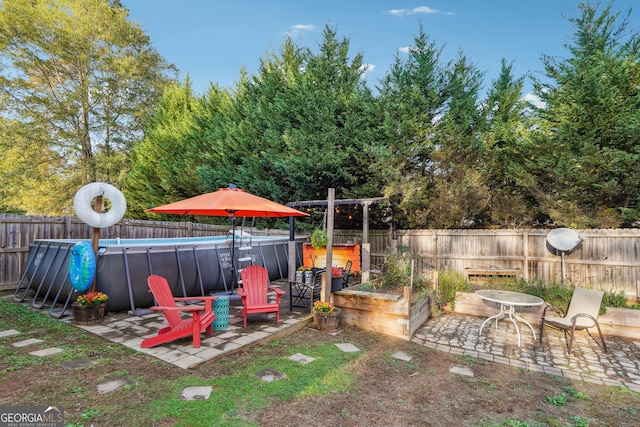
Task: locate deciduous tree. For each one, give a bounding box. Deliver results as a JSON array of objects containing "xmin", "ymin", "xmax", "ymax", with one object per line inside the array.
[{"xmin": 0, "ymin": 0, "xmax": 176, "ymax": 214}]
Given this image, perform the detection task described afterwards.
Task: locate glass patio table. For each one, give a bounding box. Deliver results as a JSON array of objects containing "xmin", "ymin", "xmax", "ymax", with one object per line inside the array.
[{"xmin": 475, "ymin": 289, "xmax": 544, "ymax": 347}]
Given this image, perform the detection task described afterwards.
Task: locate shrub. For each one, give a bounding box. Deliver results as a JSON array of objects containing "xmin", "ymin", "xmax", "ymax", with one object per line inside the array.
[
  {"xmin": 434, "ymin": 273, "xmax": 634, "ymax": 315},
  {"xmin": 434, "ymin": 268, "xmax": 472, "ymax": 312},
  {"xmin": 379, "ymin": 253, "xmax": 430, "ymax": 292},
  {"xmin": 603, "ymin": 289, "xmax": 629, "ymax": 309},
  {"xmin": 518, "ymin": 279, "xmax": 632, "ymax": 314},
  {"xmin": 519, "ymin": 279, "xmax": 573, "ymax": 309}
]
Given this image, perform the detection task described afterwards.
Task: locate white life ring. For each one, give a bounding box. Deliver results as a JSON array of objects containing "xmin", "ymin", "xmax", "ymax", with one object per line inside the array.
[{"xmin": 73, "ymin": 182, "xmax": 127, "ymax": 228}]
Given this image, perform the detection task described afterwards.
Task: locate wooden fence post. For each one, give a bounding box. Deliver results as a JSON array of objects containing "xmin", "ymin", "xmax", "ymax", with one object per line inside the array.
[
  {"xmin": 323, "ymin": 188, "xmax": 335, "ymax": 303},
  {"xmin": 361, "ymin": 243, "xmax": 371, "ymax": 283},
  {"xmin": 523, "ymin": 230, "xmax": 529, "ymax": 279}
]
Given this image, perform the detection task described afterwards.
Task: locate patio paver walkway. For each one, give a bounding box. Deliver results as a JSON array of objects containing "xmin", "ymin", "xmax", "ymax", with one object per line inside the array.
[{"xmin": 412, "ymin": 313, "xmax": 640, "ymax": 392}]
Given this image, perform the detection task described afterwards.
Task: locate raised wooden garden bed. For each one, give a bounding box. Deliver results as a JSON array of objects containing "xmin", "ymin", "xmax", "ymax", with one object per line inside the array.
[
  {"xmin": 448, "ymin": 291, "xmax": 640, "ymax": 340},
  {"xmin": 332, "ymin": 284, "xmax": 431, "ymax": 340}
]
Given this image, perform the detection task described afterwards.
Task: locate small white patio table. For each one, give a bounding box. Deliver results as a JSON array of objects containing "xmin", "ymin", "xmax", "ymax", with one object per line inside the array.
[{"xmin": 475, "ymin": 289, "xmax": 544, "ymax": 347}]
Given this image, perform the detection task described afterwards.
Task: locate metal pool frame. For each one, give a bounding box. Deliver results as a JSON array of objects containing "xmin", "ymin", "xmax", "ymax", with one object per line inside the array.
[{"xmin": 14, "ymin": 236, "xmax": 304, "ymax": 316}]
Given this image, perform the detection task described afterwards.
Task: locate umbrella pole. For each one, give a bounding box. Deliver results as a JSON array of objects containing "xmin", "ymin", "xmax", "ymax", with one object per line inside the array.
[{"xmin": 231, "ymin": 215, "xmax": 236, "ymax": 294}]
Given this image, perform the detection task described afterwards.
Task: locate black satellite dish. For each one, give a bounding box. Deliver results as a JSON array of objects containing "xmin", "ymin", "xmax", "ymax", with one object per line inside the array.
[{"xmin": 546, "ymin": 228, "xmax": 584, "ymax": 286}]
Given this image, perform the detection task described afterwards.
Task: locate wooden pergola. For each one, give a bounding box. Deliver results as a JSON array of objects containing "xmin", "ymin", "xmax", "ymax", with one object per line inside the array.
[
  {"xmin": 286, "ymin": 191, "xmax": 388, "ymax": 302},
  {"xmin": 287, "ymin": 196, "xmax": 387, "ymax": 245}
]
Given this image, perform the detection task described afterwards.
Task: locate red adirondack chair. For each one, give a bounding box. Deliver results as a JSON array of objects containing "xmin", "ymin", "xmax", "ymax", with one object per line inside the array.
[
  {"xmin": 237, "ymin": 265, "xmax": 285, "ymax": 328},
  {"xmin": 141, "ymin": 275, "xmax": 218, "ymax": 348}
]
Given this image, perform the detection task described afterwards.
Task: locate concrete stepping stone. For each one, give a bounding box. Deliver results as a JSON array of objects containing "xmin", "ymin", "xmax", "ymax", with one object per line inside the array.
[
  {"xmin": 449, "ymin": 364, "xmax": 474, "ymax": 377},
  {"xmin": 255, "ymin": 368, "xmax": 286, "ymax": 382},
  {"xmin": 0, "ymin": 329, "xmax": 21, "ymax": 338},
  {"xmin": 180, "ymin": 386, "xmax": 213, "ymax": 400},
  {"xmin": 97, "ymin": 376, "xmax": 134, "ymax": 394},
  {"xmin": 60, "ymin": 358, "xmax": 96, "ymax": 370},
  {"xmin": 391, "ymin": 351, "xmax": 413, "ymax": 362},
  {"xmin": 13, "ymin": 338, "xmax": 44, "ymax": 348},
  {"xmin": 288, "ymin": 353, "xmax": 315, "ymax": 364},
  {"xmin": 29, "ymin": 347, "xmax": 64, "ymax": 357},
  {"xmin": 335, "ymin": 343, "xmax": 360, "ymax": 353}
]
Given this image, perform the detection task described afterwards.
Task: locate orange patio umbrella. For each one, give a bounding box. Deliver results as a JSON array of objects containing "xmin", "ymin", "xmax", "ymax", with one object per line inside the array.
[
  {"xmin": 148, "ymin": 186, "xmax": 308, "ymax": 218},
  {"xmin": 148, "ymin": 185, "xmax": 308, "ymax": 293}
]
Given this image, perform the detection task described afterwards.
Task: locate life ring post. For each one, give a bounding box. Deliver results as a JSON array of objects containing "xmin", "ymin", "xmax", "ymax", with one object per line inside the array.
[
  {"xmin": 89, "ymin": 194, "xmax": 103, "ymax": 293},
  {"xmin": 73, "ymin": 182, "xmax": 127, "ymax": 293}
]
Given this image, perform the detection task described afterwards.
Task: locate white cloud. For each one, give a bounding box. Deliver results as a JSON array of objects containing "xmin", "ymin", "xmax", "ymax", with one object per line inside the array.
[
  {"xmin": 412, "ymin": 6, "xmax": 439, "ymax": 15},
  {"xmin": 398, "ymin": 46, "xmax": 412, "ymax": 54},
  {"xmin": 387, "ymin": 9, "xmax": 405, "ymax": 16},
  {"xmin": 360, "ymin": 63, "xmax": 375, "ymax": 77},
  {"xmin": 286, "ymin": 24, "xmax": 316, "ymax": 38},
  {"xmin": 523, "ymin": 92, "xmax": 545, "ymax": 108},
  {"xmin": 291, "ymin": 24, "xmax": 316, "ymax": 31},
  {"xmin": 386, "ymin": 6, "xmax": 442, "ymax": 17}
]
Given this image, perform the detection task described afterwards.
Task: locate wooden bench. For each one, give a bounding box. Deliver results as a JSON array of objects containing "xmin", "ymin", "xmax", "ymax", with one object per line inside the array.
[{"xmin": 464, "ymin": 268, "xmax": 520, "ymax": 281}]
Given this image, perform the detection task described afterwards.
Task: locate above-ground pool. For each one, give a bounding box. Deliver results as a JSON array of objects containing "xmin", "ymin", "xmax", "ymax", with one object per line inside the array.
[{"xmin": 14, "ymin": 235, "xmax": 304, "ymax": 316}]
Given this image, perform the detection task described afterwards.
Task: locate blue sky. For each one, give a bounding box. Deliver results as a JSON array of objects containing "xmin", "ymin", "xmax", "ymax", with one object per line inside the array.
[{"xmin": 123, "ymin": 1, "xmax": 638, "ymax": 99}]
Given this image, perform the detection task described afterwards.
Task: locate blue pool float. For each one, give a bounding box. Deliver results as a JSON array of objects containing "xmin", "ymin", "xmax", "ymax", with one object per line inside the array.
[{"xmin": 69, "ymin": 241, "xmax": 96, "ymax": 291}]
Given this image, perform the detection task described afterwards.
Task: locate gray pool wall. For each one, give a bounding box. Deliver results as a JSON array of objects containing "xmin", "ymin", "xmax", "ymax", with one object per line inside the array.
[{"xmin": 18, "ymin": 236, "xmax": 304, "ymax": 314}]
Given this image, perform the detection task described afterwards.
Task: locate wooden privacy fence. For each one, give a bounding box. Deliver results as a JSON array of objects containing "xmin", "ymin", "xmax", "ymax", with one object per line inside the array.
[
  {"xmin": 2, "ymin": 214, "xmax": 639, "ymax": 298},
  {"xmin": 337, "ymin": 228, "xmax": 640, "ymax": 299}
]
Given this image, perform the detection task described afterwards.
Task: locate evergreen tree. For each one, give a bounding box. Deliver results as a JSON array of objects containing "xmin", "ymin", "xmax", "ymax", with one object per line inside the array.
[
  {"xmin": 198, "ymin": 26, "xmax": 382, "ymax": 211},
  {"xmin": 483, "ymin": 59, "xmax": 539, "ymax": 226},
  {"xmin": 428, "ymin": 51, "xmax": 487, "ymax": 228},
  {"xmin": 125, "ymin": 78, "xmax": 207, "ymax": 217},
  {"xmin": 376, "ymin": 25, "xmax": 448, "ymax": 227},
  {"xmin": 532, "ymin": 1, "xmax": 640, "ymax": 227}
]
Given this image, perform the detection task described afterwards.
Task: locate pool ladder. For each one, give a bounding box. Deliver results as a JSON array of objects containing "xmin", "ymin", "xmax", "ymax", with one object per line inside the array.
[{"xmin": 233, "ymin": 218, "xmax": 255, "ymax": 286}]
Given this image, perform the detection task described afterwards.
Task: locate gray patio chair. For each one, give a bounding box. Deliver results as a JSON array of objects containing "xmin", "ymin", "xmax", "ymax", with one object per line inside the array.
[{"xmin": 539, "ymin": 287, "xmax": 608, "ymax": 354}]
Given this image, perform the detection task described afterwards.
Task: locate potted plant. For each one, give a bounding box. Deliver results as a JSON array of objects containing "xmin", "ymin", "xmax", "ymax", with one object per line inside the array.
[
  {"xmin": 313, "ymin": 300, "xmax": 341, "ymax": 331},
  {"xmin": 331, "ymin": 266, "xmax": 344, "ymax": 292},
  {"xmin": 296, "ymin": 265, "xmax": 314, "ymax": 285},
  {"xmin": 71, "ymin": 291, "xmax": 109, "ymax": 325},
  {"xmin": 310, "ymin": 228, "xmax": 328, "ymax": 250},
  {"xmin": 313, "ymin": 300, "xmax": 335, "ymax": 313},
  {"xmin": 296, "ymin": 266, "xmax": 305, "ymax": 283}
]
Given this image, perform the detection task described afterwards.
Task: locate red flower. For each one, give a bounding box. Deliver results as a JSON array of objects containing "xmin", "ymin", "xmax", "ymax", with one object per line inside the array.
[{"xmin": 331, "ymin": 266, "xmax": 343, "ymax": 278}]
